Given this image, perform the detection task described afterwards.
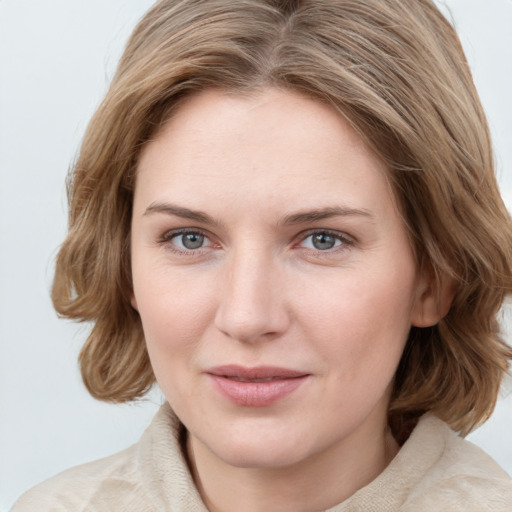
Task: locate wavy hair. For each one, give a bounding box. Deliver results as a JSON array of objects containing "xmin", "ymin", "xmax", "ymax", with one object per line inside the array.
[{"xmin": 52, "ymin": 0, "xmax": 512, "ymax": 439}]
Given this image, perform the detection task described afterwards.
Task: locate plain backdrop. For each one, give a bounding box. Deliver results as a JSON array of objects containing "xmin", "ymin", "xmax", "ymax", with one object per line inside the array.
[{"xmin": 1, "ymin": 1, "xmax": 511, "ymax": 509}]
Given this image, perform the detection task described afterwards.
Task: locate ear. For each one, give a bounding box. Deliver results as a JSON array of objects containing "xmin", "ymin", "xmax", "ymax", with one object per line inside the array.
[
  {"xmin": 411, "ymin": 270, "xmax": 456, "ymax": 328},
  {"xmin": 130, "ymin": 292, "xmax": 139, "ymax": 311}
]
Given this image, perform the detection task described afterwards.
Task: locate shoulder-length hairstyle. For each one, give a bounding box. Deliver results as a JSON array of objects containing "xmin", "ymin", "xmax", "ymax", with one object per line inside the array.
[{"xmin": 52, "ymin": 0, "xmax": 512, "ymax": 440}]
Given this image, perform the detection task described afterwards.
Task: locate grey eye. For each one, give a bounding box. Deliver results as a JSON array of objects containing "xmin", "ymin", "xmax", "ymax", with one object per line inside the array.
[
  {"xmin": 311, "ymin": 233, "xmax": 339, "ymax": 250},
  {"xmin": 298, "ymin": 231, "xmax": 346, "ymax": 251},
  {"xmin": 175, "ymin": 232, "xmax": 205, "ymax": 250}
]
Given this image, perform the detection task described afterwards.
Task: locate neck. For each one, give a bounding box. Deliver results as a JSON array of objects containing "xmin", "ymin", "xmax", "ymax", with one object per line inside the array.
[{"xmin": 186, "ymin": 419, "xmax": 399, "ymax": 512}]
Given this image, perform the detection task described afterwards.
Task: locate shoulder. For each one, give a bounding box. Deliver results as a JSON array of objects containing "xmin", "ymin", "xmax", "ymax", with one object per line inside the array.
[
  {"xmin": 10, "ymin": 403, "xmax": 202, "ymax": 512},
  {"xmin": 11, "ymin": 444, "xmax": 154, "ymax": 512},
  {"xmin": 401, "ymin": 415, "xmax": 512, "ymax": 511}
]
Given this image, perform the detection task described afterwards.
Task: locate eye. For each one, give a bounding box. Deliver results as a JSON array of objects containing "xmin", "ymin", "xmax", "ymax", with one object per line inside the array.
[
  {"xmin": 298, "ymin": 230, "xmax": 352, "ymax": 251},
  {"xmin": 162, "ymin": 230, "xmax": 213, "ymax": 252}
]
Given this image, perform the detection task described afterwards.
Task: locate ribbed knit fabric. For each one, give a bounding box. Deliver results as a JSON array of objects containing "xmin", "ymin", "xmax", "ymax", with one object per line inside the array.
[{"xmin": 12, "ymin": 403, "xmax": 512, "ymax": 511}]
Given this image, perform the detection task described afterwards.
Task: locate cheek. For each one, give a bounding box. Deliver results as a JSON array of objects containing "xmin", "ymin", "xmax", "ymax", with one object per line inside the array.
[
  {"xmin": 292, "ymin": 263, "xmax": 415, "ymax": 373},
  {"xmin": 132, "ymin": 263, "xmax": 217, "ymax": 355},
  {"xmin": 133, "ymin": 274, "xmax": 215, "ymax": 407}
]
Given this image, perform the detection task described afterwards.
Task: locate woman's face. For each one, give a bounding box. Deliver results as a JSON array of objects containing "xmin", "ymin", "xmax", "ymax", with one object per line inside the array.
[{"xmin": 131, "ymin": 88, "xmax": 433, "ymax": 470}]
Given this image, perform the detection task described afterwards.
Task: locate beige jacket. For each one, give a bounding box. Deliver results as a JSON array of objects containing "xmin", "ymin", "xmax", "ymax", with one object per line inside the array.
[{"xmin": 12, "ymin": 403, "xmax": 512, "ymax": 511}]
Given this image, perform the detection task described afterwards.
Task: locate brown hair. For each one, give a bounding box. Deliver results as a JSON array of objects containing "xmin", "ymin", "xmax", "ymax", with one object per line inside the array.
[{"xmin": 52, "ymin": 0, "xmax": 512, "ymax": 438}]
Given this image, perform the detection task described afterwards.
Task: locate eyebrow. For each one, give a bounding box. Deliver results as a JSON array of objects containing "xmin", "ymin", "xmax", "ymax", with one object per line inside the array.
[
  {"xmin": 279, "ymin": 206, "xmax": 374, "ymax": 225},
  {"xmin": 144, "ymin": 202, "xmax": 219, "ymax": 225},
  {"xmin": 144, "ymin": 202, "xmax": 373, "ymax": 226}
]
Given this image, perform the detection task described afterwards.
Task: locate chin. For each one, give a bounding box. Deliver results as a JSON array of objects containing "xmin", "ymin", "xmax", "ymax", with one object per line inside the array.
[
  {"xmin": 215, "ymin": 440, "xmax": 307, "ymax": 469},
  {"xmin": 193, "ymin": 419, "xmax": 319, "ymax": 470}
]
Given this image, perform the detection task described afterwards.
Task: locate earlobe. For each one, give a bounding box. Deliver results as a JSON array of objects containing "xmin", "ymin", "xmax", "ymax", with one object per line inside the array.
[{"xmin": 411, "ymin": 273, "xmax": 456, "ymax": 328}]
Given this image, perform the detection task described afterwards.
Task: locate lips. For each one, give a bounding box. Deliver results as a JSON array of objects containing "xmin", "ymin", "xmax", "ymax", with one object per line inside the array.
[{"xmin": 207, "ymin": 365, "xmax": 309, "ymax": 407}]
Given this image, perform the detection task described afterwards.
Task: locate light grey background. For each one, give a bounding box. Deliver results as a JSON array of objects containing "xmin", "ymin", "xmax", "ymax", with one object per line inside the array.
[{"xmin": 1, "ymin": 1, "xmax": 511, "ymax": 509}]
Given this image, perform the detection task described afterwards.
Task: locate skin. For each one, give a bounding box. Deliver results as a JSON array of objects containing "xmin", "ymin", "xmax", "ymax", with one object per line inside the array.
[{"xmin": 130, "ymin": 88, "xmax": 443, "ymax": 512}]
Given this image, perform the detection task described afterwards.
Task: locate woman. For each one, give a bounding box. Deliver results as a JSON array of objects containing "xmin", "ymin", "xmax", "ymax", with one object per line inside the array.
[{"xmin": 12, "ymin": 0, "xmax": 512, "ymax": 510}]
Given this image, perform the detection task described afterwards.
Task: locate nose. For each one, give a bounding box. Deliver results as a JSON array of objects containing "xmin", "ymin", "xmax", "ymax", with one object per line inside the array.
[{"xmin": 214, "ymin": 247, "xmax": 290, "ymax": 344}]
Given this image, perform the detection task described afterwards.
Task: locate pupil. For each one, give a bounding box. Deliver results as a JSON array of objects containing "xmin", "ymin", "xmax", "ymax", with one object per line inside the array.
[
  {"xmin": 313, "ymin": 233, "xmax": 335, "ymax": 250},
  {"xmin": 182, "ymin": 233, "xmax": 204, "ymax": 249}
]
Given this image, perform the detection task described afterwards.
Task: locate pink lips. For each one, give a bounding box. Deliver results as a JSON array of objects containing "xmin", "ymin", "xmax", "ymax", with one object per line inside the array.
[{"xmin": 207, "ymin": 365, "xmax": 309, "ymax": 407}]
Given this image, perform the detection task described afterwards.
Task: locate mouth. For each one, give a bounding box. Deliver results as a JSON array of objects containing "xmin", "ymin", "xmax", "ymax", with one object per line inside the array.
[
  {"xmin": 208, "ymin": 365, "xmax": 308, "ymax": 379},
  {"xmin": 225, "ymin": 376, "xmax": 289, "ymax": 382},
  {"xmin": 206, "ymin": 365, "xmax": 310, "ymax": 407}
]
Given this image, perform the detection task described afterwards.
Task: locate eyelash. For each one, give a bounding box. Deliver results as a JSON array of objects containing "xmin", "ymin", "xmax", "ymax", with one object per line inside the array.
[
  {"xmin": 296, "ymin": 229, "xmax": 355, "ymax": 254},
  {"xmin": 158, "ymin": 228, "xmax": 355, "ymax": 256},
  {"xmin": 159, "ymin": 228, "xmax": 215, "ymax": 255}
]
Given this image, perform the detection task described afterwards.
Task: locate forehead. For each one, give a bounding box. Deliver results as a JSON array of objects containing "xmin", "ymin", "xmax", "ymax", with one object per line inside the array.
[{"xmin": 135, "ymin": 87, "xmax": 398, "ymax": 221}]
